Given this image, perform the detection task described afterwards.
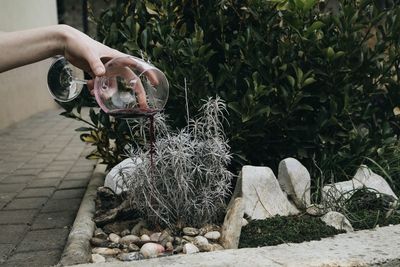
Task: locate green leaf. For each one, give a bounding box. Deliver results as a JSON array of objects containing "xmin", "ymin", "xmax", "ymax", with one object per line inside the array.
[
  {"xmin": 89, "ymin": 108, "xmax": 98, "ymax": 126},
  {"xmin": 303, "ymin": 77, "xmax": 316, "ymax": 86},
  {"xmin": 287, "ymin": 75, "xmax": 296, "ymax": 87},
  {"xmin": 75, "ymin": 127, "xmax": 93, "ymax": 132}
]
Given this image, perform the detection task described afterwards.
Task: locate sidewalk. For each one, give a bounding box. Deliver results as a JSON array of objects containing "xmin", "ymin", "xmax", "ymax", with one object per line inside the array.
[{"xmin": 0, "ymin": 108, "xmax": 96, "ymax": 267}]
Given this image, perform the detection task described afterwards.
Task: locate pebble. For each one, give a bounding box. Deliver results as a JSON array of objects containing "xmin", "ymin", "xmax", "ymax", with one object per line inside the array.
[
  {"xmin": 183, "ymin": 243, "xmax": 199, "ymax": 254},
  {"xmin": 173, "ymin": 245, "xmax": 183, "ymax": 254},
  {"xmin": 90, "ymin": 237, "xmax": 111, "ymax": 247},
  {"xmin": 91, "ymin": 253, "xmax": 106, "ymax": 263},
  {"xmin": 182, "ymin": 235, "xmax": 195, "ymax": 242},
  {"xmin": 150, "ymin": 232, "xmax": 162, "ymax": 242},
  {"xmin": 193, "ymin": 236, "xmax": 210, "ymax": 252},
  {"xmin": 140, "ymin": 243, "xmax": 165, "ymax": 259},
  {"xmin": 128, "ymin": 243, "xmax": 140, "ymax": 252},
  {"xmin": 242, "ymin": 218, "xmax": 249, "ymax": 227},
  {"xmin": 117, "ymin": 252, "xmax": 144, "ymax": 261},
  {"xmin": 91, "ymin": 247, "xmax": 121, "ymax": 255},
  {"xmin": 199, "ymin": 224, "xmax": 220, "ymax": 235},
  {"xmin": 94, "ymin": 228, "xmax": 108, "ymax": 239},
  {"xmin": 209, "ymin": 243, "xmax": 224, "ymax": 251},
  {"xmin": 165, "ymin": 241, "xmax": 174, "ymax": 251},
  {"xmin": 139, "ymin": 228, "xmax": 152, "ymax": 236},
  {"xmin": 183, "ymin": 227, "xmax": 199, "ymax": 236},
  {"xmin": 120, "ymin": 235, "xmax": 141, "ymax": 245},
  {"xmin": 140, "ymin": 234, "xmax": 151, "ymax": 241},
  {"xmin": 159, "ymin": 230, "xmax": 173, "ymax": 246},
  {"xmin": 204, "ymin": 231, "xmax": 221, "ymax": 241},
  {"xmin": 120, "ymin": 229, "xmax": 131, "ymax": 237},
  {"xmin": 109, "ymin": 233, "xmax": 121, "ymax": 243}
]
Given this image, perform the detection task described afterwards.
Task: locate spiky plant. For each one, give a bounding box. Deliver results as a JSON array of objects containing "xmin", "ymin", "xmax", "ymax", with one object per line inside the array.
[{"xmin": 124, "ymin": 97, "xmax": 233, "ymax": 228}]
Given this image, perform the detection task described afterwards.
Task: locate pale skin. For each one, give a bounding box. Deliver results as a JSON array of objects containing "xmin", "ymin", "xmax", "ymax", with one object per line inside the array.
[{"xmin": 0, "ymin": 24, "xmax": 150, "ymax": 108}]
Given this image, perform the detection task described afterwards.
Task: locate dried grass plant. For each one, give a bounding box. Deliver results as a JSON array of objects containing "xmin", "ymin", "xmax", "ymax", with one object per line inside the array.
[{"xmin": 124, "ymin": 97, "xmax": 233, "ymax": 228}]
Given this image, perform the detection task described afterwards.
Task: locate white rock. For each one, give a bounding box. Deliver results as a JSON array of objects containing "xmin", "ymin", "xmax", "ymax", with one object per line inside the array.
[
  {"xmin": 120, "ymin": 235, "xmax": 140, "ymax": 245},
  {"xmin": 140, "ymin": 242, "xmax": 165, "ymax": 258},
  {"xmin": 220, "ymin": 197, "xmax": 244, "ymax": 249},
  {"xmin": 91, "ymin": 247, "xmax": 121, "ymax": 255},
  {"xmin": 354, "ymin": 166, "xmax": 397, "ymax": 199},
  {"xmin": 108, "ymin": 233, "xmax": 120, "ymax": 243},
  {"xmin": 193, "ymin": 236, "xmax": 209, "ymax": 252},
  {"xmin": 241, "ymin": 165, "xmax": 299, "ymax": 219},
  {"xmin": 104, "ymin": 157, "xmax": 142, "ymax": 194},
  {"xmin": 183, "ymin": 243, "xmax": 199, "ymax": 254},
  {"xmin": 91, "ymin": 253, "xmax": 106, "ymax": 263},
  {"xmin": 321, "ymin": 211, "xmax": 354, "ymax": 232},
  {"xmin": 242, "ymin": 218, "xmax": 249, "ymax": 227},
  {"xmin": 204, "ymin": 231, "xmax": 221, "ymax": 241},
  {"xmin": 183, "ymin": 227, "xmax": 199, "ymax": 236},
  {"xmin": 322, "ymin": 165, "xmax": 398, "ymax": 205},
  {"xmin": 128, "ymin": 243, "xmax": 140, "ymax": 252},
  {"xmin": 140, "ymin": 234, "xmax": 151, "ymax": 241},
  {"xmin": 278, "ymin": 158, "xmax": 311, "ymax": 208}
]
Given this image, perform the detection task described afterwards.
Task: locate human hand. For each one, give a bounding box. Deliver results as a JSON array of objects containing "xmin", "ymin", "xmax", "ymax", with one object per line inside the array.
[{"xmin": 59, "ymin": 24, "xmax": 126, "ymax": 77}]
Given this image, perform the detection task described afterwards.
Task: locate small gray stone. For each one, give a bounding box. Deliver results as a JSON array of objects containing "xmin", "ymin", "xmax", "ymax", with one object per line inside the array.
[
  {"xmin": 204, "ymin": 231, "xmax": 221, "ymax": 241},
  {"xmin": 120, "ymin": 229, "xmax": 131, "ymax": 237},
  {"xmin": 193, "ymin": 236, "xmax": 210, "ymax": 252},
  {"xmin": 120, "ymin": 235, "xmax": 141, "ymax": 246},
  {"xmin": 94, "ymin": 228, "xmax": 108, "ymax": 239},
  {"xmin": 140, "ymin": 234, "xmax": 151, "ymax": 241},
  {"xmin": 150, "ymin": 232, "xmax": 162, "ymax": 242},
  {"xmin": 183, "ymin": 235, "xmax": 195, "ymax": 242},
  {"xmin": 209, "ymin": 243, "xmax": 224, "ymax": 251},
  {"xmin": 108, "ymin": 233, "xmax": 121, "ymax": 243},
  {"xmin": 165, "ymin": 241, "xmax": 174, "ymax": 251},
  {"xmin": 199, "ymin": 224, "xmax": 220, "ymax": 235},
  {"xmin": 91, "ymin": 247, "xmax": 121, "ymax": 255},
  {"xmin": 117, "ymin": 252, "xmax": 144, "ymax": 261},
  {"xmin": 128, "ymin": 243, "xmax": 140, "ymax": 252},
  {"xmin": 183, "ymin": 227, "xmax": 199, "ymax": 236},
  {"xmin": 173, "ymin": 245, "xmax": 183, "ymax": 254},
  {"xmin": 183, "ymin": 243, "xmax": 199, "ymax": 254}
]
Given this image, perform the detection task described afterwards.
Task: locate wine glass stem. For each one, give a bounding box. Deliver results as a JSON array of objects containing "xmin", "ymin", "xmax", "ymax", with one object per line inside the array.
[{"xmin": 73, "ymin": 78, "xmax": 88, "ymax": 85}]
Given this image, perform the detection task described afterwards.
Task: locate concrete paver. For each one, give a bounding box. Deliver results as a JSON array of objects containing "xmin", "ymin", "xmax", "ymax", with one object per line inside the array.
[{"xmin": 0, "ymin": 108, "xmax": 96, "ymax": 266}]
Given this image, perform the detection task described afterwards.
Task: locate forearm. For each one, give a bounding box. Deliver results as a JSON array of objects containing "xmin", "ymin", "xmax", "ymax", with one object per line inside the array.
[{"xmin": 0, "ymin": 25, "xmax": 67, "ymax": 72}]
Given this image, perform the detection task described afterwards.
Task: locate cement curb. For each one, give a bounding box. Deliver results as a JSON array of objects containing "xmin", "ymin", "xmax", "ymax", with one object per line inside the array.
[
  {"xmin": 70, "ymin": 223, "xmax": 400, "ymax": 267},
  {"xmin": 59, "ymin": 163, "xmax": 107, "ymax": 266}
]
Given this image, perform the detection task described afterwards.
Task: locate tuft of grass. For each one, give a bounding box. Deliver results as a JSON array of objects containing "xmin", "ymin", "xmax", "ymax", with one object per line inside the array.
[
  {"xmin": 342, "ymin": 188, "xmax": 400, "ymax": 230},
  {"xmin": 239, "ymin": 215, "xmax": 344, "ymax": 248}
]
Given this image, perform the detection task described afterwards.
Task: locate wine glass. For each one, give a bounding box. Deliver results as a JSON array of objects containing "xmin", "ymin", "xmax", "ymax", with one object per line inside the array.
[{"xmin": 47, "ymin": 56, "xmax": 169, "ymax": 116}]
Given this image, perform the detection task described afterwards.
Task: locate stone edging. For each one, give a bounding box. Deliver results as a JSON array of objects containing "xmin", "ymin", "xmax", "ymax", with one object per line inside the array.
[
  {"xmin": 59, "ymin": 163, "xmax": 107, "ymax": 266},
  {"xmin": 71, "ymin": 223, "xmax": 400, "ymax": 267}
]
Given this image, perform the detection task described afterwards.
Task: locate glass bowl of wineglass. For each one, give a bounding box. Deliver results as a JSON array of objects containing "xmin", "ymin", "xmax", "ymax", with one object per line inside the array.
[{"xmin": 47, "ymin": 56, "xmax": 169, "ymax": 116}]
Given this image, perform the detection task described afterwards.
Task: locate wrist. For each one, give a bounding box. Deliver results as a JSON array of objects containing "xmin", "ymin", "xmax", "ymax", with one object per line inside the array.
[{"xmin": 52, "ymin": 24, "xmax": 74, "ymax": 56}]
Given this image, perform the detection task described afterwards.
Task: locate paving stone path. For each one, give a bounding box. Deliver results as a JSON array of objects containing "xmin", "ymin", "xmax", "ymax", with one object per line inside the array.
[{"xmin": 0, "ymin": 109, "xmax": 96, "ymax": 267}]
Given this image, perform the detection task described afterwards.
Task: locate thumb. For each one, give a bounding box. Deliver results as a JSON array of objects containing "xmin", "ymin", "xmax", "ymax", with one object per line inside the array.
[{"xmin": 87, "ymin": 54, "xmax": 105, "ymax": 76}]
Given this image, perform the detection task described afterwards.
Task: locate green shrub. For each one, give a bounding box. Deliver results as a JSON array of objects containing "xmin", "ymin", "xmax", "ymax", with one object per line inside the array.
[{"xmin": 62, "ymin": 0, "xmax": 400, "ymax": 197}]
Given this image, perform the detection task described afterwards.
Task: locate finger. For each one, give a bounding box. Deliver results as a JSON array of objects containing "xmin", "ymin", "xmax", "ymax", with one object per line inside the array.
[{"xmin": 87, "ymin": 52, "xmax": 106, "ymax": 76}]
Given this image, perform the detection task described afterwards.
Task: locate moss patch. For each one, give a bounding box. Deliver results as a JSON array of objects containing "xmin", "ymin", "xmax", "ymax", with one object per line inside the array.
[{"xmin": 239, "ymin": 215, "xmax": 344, "ymax": 248}]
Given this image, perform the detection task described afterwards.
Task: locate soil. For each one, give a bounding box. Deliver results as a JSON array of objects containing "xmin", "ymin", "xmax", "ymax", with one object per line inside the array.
[{"xmin": 239, "ymin": 214, "xmax": 345, "ymax": 248}]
